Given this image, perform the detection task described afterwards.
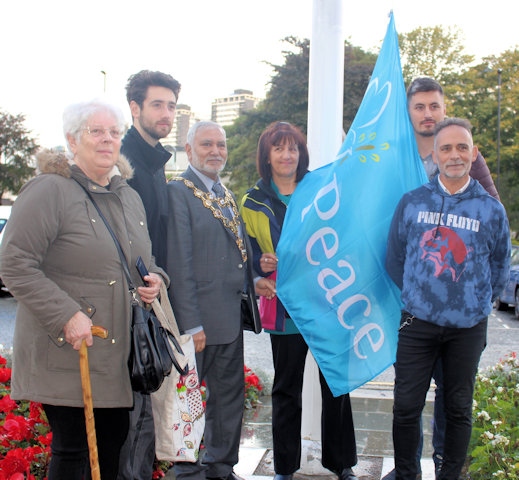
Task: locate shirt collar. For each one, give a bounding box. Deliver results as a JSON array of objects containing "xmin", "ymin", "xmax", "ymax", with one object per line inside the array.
[
  {"xmin": 188, "ymin": 164, "xmax": 221, "ymax": 194},
  {"xmin": 438, "ymin": 176, "xmax": 471, "ymax": 195}
]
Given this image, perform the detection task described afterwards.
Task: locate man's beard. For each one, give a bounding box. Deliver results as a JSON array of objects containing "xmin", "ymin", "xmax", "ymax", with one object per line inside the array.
[
  {"xmin": 192, "ymin": 156, "xmax": 226, "ymax": 177},
  {"xmin": 141, "ymin": 119, "xmax": 171, "ymax": 141},
  {"xmin": 417, "ymin": 129, "xmax": 434, "ymax": 138}
]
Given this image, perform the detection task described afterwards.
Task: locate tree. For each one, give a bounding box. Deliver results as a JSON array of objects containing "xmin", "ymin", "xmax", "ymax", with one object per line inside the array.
[
  {"xmin": 0, "ymin": 110, "xmax": 38, "ymax": 201},
  {"xmin": 399, "ymin": 26, "xmax": 474, "ymax": 85},
  {"xmin": 225, "ymin": 27, "xmax": 519, "ymax": 228},
  {"xmin": 262, "ymin": 36, "xmax": 312, "ymax": 130},
  {"xmin": 225, "ymin": 36, "xmax": 377, "ymax": 200},
  {"xmin": 449, "ymin": 49, "xmax": 519, "ymax": 230},
  {"xmin": 225, "ymin": 108, "xmax": 278, "ymax": 200}
]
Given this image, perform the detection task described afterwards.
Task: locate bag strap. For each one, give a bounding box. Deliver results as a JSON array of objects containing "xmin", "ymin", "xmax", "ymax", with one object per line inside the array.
[
  {"xmin": 74, "ymin": 179, "xmax": 187, "ymax": 356},
  {"xmin": 74, "ymin": 179, "xmax": 135, "ymax": 292},
  {"xmin": 152, "ymin": 282, "xmax": 182, "ymax": 339}
]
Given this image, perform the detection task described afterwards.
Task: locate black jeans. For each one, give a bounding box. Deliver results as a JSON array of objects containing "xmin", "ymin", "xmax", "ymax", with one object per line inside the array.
[
  {"xmin": 270, "ymin": 333, "xmax": 357, "ymax": 475},
  {"xmin": 117, "ymin": 392, "xmax": 156, "ymax": 480},
  {"xmin": 432, "ymin": 359, "xmax": 446, "ymax": 469},
  {"xmin": 43, "ymin": 404, "xmax": 129, "ymax": 480},
  {"xmin": 392, "ymin": 315, "xmax": 486, "ymax": 480}
]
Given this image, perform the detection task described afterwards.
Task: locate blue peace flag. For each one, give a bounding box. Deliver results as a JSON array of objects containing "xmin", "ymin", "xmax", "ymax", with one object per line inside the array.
[{"xmin": 276, "ymin": 12, "xmax": 428, "ymax": 396}]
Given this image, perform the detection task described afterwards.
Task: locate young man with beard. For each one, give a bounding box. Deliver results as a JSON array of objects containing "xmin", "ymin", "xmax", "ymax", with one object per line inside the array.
[
  {"xmin": 407, "ymin": 77, "xmax": 498, "ymax": 199},
  {"xmin": 117, "ymin": 69, "xmax": 180, "ymax": 480}
]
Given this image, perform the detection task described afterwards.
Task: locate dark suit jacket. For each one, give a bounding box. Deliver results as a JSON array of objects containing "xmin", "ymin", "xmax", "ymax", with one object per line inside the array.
[{"xmin": 166, "ymin": 167, "xmax": 259, "ymax": 344}]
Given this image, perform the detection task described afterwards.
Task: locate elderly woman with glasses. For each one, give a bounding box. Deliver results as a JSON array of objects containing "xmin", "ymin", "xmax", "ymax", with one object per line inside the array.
[{"xmin": 0, "ymin": 99, "xmax": 167, "ymax": 479}]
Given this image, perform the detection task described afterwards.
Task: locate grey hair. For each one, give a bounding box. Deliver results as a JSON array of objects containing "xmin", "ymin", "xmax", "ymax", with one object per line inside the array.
[
  {"xmin": 433, "ymin": 117, "xmax": 473, "ymax": 149},
  {"xmin": 186, "ymin": 121, "xmax": 226, "ymax": 146},
  {"xmin": 62, "ymin": 98, "xmax": 126, "ymax": 153}
]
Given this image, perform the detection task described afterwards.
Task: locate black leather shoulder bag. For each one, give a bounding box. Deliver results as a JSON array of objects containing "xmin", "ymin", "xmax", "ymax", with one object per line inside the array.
[{"xmin": 75, "ymin": 180, "xmax": 188, "ymax": 393}]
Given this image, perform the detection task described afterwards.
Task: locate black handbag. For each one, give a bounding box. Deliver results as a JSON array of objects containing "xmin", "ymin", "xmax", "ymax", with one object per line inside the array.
[
  {"xmin": 241, "ymin": 291, "xmax": 260, "ymax": 333},
  {"xmin": 242, "ymin": 235, "xmax": 262, "ymax": 334},
  {"xmin": 75, "ymin": 180, "xmax": 188, "ymax": 393},
  {"xmin": 129, "ymin": 300, "xmax": 187, "ymax": 393}
]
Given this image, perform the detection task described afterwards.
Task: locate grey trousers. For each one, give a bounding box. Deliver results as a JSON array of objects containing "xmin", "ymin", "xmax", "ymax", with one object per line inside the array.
[{"xmin": 174, "ymin": 333, "xmax": 245, "ymax": 480}]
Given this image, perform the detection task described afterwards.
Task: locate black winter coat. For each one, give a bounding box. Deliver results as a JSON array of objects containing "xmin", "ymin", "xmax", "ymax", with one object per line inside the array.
[{"xmin": 121, "ymin": 126, "xmax": 171, "ymax": 268}]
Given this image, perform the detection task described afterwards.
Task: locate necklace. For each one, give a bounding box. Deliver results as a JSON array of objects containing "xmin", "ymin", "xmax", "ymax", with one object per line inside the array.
[{"xmin": 173, "ymin": 177, "xmax": 247, "ymax": 262}]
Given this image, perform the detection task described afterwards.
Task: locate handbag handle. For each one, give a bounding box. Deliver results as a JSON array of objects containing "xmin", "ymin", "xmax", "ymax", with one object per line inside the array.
[{"xmin": 152, "ymin": 283, "xmax": 181, "ymax": 338}]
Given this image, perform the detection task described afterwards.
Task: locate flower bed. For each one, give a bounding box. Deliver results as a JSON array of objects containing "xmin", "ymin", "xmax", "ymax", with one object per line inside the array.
[
  {"xmin": 0, "ymin": 356, "xmax": 263, "ymax": 479},
  {"xmin": 244, "ymin": 365, "xmax": 263, "ymax": 409},
  {"xmin": 0, "ymin": 355, "xmax": 51, "ymax": 479},
  {"xmin": 467, "ymin": 352, "xmax": 519, "ymax": 479}
]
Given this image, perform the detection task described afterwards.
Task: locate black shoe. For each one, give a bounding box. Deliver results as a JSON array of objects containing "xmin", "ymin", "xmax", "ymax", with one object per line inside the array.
[
  {"xmin": 338, "ymin": 467, "xmax": 358, "ymax": 480},
  {"xmin": 208, "ymin": 472, "xmax": 245, "ymax": 480},
  {"xmin": 274, "ymin": 475, "xmax": 293, "ymax": 480},
  {"xmin": 227, "ymin": 473, "xmax": 245, "ymax": 480},
  {"xmin": 381, "ymin": 469, "xmax": 421, "ymax": 480},
  {"xmin": 381, "ymin": 469, "xmax": 396, "ymax": 480}
]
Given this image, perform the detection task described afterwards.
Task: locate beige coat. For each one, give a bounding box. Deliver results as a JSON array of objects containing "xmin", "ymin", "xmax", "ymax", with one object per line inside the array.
[{"xmin": 0, "ymin": 150, "xmax": 167, "ymax": 408}]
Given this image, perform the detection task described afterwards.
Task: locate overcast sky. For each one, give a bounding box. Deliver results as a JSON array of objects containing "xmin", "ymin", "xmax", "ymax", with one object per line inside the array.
[{"xmin": 1, "ymin": 0, "xmax": 517, "ymax": 147}]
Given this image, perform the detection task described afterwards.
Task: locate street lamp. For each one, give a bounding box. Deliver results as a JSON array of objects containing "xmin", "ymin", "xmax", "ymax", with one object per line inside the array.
[
  {"xmin": 101, "ymin": 70, "xmax": 107, "ymax": 93},
  {"xmin": 497, "ymin": 68, "xmax": 502, "ymax": 194}
]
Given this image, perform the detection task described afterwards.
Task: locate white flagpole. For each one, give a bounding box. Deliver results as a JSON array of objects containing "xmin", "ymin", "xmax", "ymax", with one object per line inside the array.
[
  {"xmin": 299, "ymin": 0, "xmax": 344, "ymax": 474},
  {"xmin": 307, "ymin": 0, "xmax": 345, "ymax": 169}
]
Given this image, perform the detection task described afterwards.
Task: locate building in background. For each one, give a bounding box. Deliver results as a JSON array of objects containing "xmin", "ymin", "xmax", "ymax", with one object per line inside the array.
[
  {"xmin": 163, "ymin": 104, "xmax": 198, "ymax": 150},
  {"xmin": 163, "ymin": 91, "xmax": 260, "ymax": 175},
  {"xmin": 211, "ymin": 89, "xmax": 260, "ymax": 126},
  {"xmin": 163, "ymin": 104, "xmax": 199, "ymax": 175}
]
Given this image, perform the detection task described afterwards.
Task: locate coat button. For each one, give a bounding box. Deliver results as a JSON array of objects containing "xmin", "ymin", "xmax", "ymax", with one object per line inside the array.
[
  {"xmin": 238, "ymin": 263, "xmax": 243, "ymax": 269},
  {"xmin": 86, "ymin": 307, "xmax": 93, "ymax": 314}
]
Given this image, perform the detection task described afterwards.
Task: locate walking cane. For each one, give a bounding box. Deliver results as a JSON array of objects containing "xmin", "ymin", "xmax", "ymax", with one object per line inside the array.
[{"xmin": 79, "ymin": 325, "xmax": 108, "ymax": 480}]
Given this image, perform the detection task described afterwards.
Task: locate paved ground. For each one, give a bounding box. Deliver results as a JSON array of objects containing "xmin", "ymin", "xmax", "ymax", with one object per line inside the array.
[
  {"xmin": 0, "ymin": 293, "xmax": 16, "ymax": 352},
  {"xmin": 162, "ymin": 330, "xmax": 436, "ymax": 480},
  {"xmin": 3, "ymin": 297, "xmax": 516, "ymax": 479}
]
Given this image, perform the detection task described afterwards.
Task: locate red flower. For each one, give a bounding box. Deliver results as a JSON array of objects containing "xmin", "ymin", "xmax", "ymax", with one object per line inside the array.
[
  {"xmin": 243, "ymin": 365, "xmax": 263, "ymax": 408},
  {"xmin": 0, "ymin": 448, "xmax": 31, "ymax": 478},
  {"xmin": 0, "ymin": 369, "xmax": 51, "ymax": 478},
  {"xmin": 37, "ymin": 432, "xmax": 53, "ymax": 447},
  {"xmin": 0, "ymin": 366, "xmax": 11, "ymax": 383},
  {"xmin": 29, "ymin": 402, "xmax": 46, "ymax": 422},
  {"xmin": 2, "ymin": 413, "xmax": 34, "ymax": 442},
  {"xmin": 0, "ymin": 437, "xmax": 11, "ymax": 448},
  {"xmin": 0, "ymin": 355, "xmax": 7, "ymax": 367},
  {"xmin": 245, "ymin": 373, "xmax": 262, "ymax": 389},
  {"xmin": 0, "ymin": 394, "xmax": 18, "ymax": 414}
]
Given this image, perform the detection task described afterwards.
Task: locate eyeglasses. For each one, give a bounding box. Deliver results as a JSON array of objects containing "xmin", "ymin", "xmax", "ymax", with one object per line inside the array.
[{"xmin": 83, "ymin": 126, "xmax": 123, "ymax": 139}]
